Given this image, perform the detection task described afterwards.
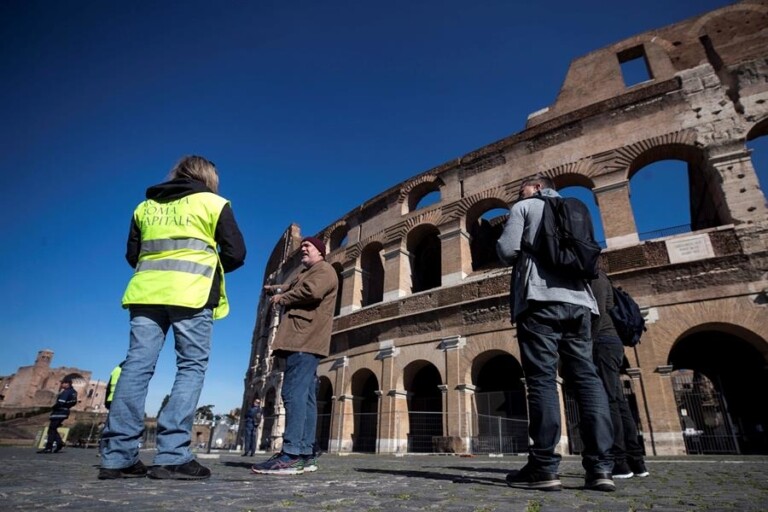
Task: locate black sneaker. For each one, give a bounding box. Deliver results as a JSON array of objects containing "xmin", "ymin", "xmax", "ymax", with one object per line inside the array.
[
  {"xmin": 505, "ymin": 466, "xmax": 562, "ymax": 491},
  {"xmin": 612, "ymin": 460, "xmax": 634, "ymax": 479},
  {"xmin": 585, "ymin": 472, "xmax": 616, "ymax": 492},
  {"xmin": 98, "ymin": 460, "xmax": 148, "ymax": 480},
  {"xmin": 628, "ymin": 459, "xmax": 649, "ymax": 477},
  {"xmin": 53, "ymin": 442, "xmax": 65, "ymax": 453},
  {"xmin": 147, "ymin": 459, "xmax": 211, "ymax": 480}
]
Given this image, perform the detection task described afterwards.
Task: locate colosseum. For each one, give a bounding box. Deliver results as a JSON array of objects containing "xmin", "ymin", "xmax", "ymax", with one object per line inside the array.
[{"xmin": 243, "ymin": 0, "xmax": 768, "ymax": 458}]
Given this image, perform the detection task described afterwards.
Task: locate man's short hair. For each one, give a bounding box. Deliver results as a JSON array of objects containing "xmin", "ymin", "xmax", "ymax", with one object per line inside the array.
[{"xmin": 521, "ymin": 173, "xmax": 556, "ymax": 191}]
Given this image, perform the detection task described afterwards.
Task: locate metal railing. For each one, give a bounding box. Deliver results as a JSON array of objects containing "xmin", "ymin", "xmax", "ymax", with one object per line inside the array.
[{"xmin": 257, "ymin": 410, "xmax": 531, "ymax": 455}]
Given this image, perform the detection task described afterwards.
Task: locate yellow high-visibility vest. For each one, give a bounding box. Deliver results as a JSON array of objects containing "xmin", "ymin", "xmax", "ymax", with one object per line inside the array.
[
  {"xmin": 106, "ymin": 365, "xmax": 122, "ymax": 403},
  {"xmin": 121, "ymin": 192, "xmax": 230, "ymax": 319}
]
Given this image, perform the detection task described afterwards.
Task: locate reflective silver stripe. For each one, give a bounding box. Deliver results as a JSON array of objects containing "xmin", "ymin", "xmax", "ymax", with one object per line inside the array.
[
  {"xmin": 140, "ymin": 239, "xmax": 215, "ymax": 254},
  {"xmin": 136, "ymin": 259, "xmax": 214, "ymax": 278}
]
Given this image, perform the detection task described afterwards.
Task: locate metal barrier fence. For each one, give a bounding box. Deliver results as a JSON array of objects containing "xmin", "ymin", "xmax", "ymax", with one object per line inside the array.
[
  {"xmin": 259, "ymin": 373, "xmax": 741, "ymax": 456},
  {"xmin": 671, "ymin": 370, "xmax": 740, "ymax": 455},
  {"xmin": 262, "ymin": 411, "xmax": 530, "ymax": 454},
  {"xmin": 472, "ymin": 413, "xmax": 529, "ymax": 454}
]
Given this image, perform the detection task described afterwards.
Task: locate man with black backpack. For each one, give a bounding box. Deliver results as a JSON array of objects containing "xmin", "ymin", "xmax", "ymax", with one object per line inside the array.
[
  {"xmin": 497, "ymin": 174, "xmax": 614, "ymax": 492},
  {"xmin": 591, "ymin": 267, "xmax": 649, "ymax": 479}
]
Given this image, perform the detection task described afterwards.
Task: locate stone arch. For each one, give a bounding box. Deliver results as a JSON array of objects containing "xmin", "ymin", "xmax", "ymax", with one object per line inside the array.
[
  {"xmin": 402, "ymin": 359, "xmax": 444, "ymax": 453},
  {"xmin": 668, "ymin": 322, "xmax": 768, "ymax": 454},
  {"xmin": 746, "ymin": 117, "xmax": 768, "ymax": 201},
  {"xmin": 331, "ymin": 262, "xmax": 344, "ymax": 316},
  {"xmin": 689, "ymin": 3, "xmax": 768, "ymax": 43},
  {"xmin": 597, "ymin": 131, "xmax": 698, "ymax": 178},
  {"xmin": 360, "ymin": 241, "xmax": 385, "ymax": 307},
  {"xmin": 350, "ymin": 368, "xmax": 379, "ymax": 452},
  {"xmin": 548, "ymin": 158, "xmax": 600, "ymax": 183},
  {"xmin": 316, "ymin": 376, "xmax": 333, "ymax": 451},
  {"xmin": 399, "ymin": 174, "xmax": 444, "ymax": 214},
  {"xmin": 464, "ymin": 197, "xmax": 509, "ymax": 272},
  {"xmin": 615, "ymin": 137, "xmax": 729, "ymax": 235},
  {"xmin": 327, "ymin": 221, "xmax": 349, "ymax": 252},
  {"xmin": 747, "ymin": 116, "xmax": 768, "ymax": 142},
  {"xmin": 470, "ymin": 350, "xmax": 528, "ymax": 453},
  {"xmin": 406, "ymin": 223, "xmax": 441, "ymax": 293}
]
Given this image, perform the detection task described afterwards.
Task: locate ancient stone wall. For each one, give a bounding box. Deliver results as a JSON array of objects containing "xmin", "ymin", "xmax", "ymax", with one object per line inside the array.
[{"xmin": 247, "ymin": 1, "xmax": 768, "ymax": 456}]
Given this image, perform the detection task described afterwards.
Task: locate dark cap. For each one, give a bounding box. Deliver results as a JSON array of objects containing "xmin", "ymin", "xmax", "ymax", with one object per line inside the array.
[
  {"xmin": 301, "ymin": 236, "xmax": 326, "ymax": 258},
  {"xmin": 61, "ymin": 376, "xmax": 73, "ymax": 384}
]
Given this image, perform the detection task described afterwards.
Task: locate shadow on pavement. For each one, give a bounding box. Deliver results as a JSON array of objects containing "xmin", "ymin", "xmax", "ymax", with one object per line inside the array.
[
  {"xmin": 223, "ymin": 461, "xmax": 256, "ymax": 469},
  {"xmin": 354, "ymin": 467, "xmax": 505, "ymax": 486}
]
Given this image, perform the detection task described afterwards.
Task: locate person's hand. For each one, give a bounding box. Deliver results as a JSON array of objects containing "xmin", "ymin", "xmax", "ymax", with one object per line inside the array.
[{"xmin": 270, "ymin": 294, "xmax": 283, "ymax": 306}]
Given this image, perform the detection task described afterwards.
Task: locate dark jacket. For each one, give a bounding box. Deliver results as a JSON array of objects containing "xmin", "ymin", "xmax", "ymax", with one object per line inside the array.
[
  {"xmin": 125, "ymin": 178, "xmax": 246, "ymax": 310},
  {"xmin": 50, "ymin": 387, "xmax": 78, "ymax": 420},
  {"xmin": 245, "ymin": 405, "xmax": 262, "ymax": 427},
  {"xmin": 590, "ymin": 269, "xmax": 620, "ymax": 341}
]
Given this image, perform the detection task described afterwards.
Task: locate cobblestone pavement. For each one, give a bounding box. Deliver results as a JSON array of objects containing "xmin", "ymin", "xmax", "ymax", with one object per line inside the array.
[{"xmin": 1, "ymin": 447, "xmax": 767, "ymax": 511}]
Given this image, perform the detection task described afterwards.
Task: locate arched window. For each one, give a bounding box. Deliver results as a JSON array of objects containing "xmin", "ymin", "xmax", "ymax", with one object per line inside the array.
[
  {"xmin": 332, "ymin": 262, "xmax": 344, "ymax": 316},
  {"xmin": 466, "ymin": 199, "xmax": 509, "ymax": 271},
  {"xmin": 404, "ymin": 179, "xmax": 443, "ymax": 214},
  {"xmin": 360, "ymin": 242, "xmax": 384, "ymax": 306},
  {"xmin": 747, "ymin": 121, "xmax": 768, "ymax": 205},
  {"xmin": 329, "ymin": 225, "xmax": 349, "ymax": 252},
  {"xmin": 407, "ymin": 225, "xmax": 441, "ymax": 293},
  {"xmin": 625, "ymin": 144, "xmax": 728, "ymax": 240},
  {"xmin": 414, "ymin": 190, "xmax": 440, "ymax": 210},
  {"xmin": 629, "ymin": 160, "xmax": 691, "ymax": 240}
]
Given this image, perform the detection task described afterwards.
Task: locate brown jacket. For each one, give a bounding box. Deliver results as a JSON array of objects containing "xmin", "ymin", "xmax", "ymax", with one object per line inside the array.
[{"xmin": 272, "ymin": 260, "xmax": 338, "ymax": 357}]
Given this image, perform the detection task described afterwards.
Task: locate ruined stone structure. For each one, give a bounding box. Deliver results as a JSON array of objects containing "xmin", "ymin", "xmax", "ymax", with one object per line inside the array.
[
  {"xmin": 0, "ymin": 350, "xmax": 108, "ymax": 417},
  {"xmin": 244, "ymin": 1, "xmax": 768, "ymax": 457}
]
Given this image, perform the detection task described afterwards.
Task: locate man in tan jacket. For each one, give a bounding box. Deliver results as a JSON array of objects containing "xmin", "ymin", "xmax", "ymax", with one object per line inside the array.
[{"xmin": 251, "ymin": 236, "xmax": 338, "ymax": 475}]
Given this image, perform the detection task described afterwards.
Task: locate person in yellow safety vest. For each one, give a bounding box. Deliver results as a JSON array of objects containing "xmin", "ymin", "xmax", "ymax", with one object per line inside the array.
[
  {"xmin": 99, "ymin": 156, "xmax": 246, "ymax": 481},
  {"xmin": 104, "ymin": 361, "xmax": 125, "ymax": 410}
]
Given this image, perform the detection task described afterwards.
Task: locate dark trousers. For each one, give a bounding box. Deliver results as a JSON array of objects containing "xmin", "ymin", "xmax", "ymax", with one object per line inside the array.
[
  {"xmin": 517, "ymin": 301, "xmax": 614, "ymax": 474},
  {"xmin": 46, "ymin": 418, "xmax": 65, "ymax": 450},
  {"xmin": 592, "ymin": 337, "xmax": 644, "ymax": 463},
  {"xmin": 243, "ymin": 424, "xmax": 256, "ymax": 454}
]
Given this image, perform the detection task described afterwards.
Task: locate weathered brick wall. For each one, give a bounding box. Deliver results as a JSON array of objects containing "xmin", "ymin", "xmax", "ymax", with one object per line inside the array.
[{"xmin": 249, "ymin": 1, "xmax": 768, "ymax": 456}]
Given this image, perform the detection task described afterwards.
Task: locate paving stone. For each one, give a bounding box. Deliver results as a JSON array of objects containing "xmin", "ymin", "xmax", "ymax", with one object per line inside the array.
[{"xmin": 1, "ymin": 447, "xmax": 767, "ymax": 511}]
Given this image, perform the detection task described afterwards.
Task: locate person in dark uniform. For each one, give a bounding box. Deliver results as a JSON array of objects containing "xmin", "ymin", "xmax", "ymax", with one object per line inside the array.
[{"xmin": 38, "ymin": 376, "xmax": 78, "ymax": 454}]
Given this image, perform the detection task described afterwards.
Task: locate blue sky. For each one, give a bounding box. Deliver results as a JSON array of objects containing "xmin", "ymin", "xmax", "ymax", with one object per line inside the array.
[{"xmin": 2, "ymin": 0, "xmax": 763, "ymax": 416}]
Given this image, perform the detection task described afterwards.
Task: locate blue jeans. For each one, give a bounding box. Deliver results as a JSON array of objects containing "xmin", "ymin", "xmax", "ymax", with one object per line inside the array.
[
  {"xmin": 517, "ymin": 302, "xmax": 613, "ymax": 474},
  {"xmin": 101, "ymin": 306, "xmax": 213, "ymax": 468},
  {"xmin": 593, "ymin": 336, "xmax": 644, "ymax": 464},
  {"xmin": 243, "ymin": 424, "xmax": 256, "ymax": 454},
  {"xmin": 281, "ymin": 351, "xmax": 320, "ymax": 456}
]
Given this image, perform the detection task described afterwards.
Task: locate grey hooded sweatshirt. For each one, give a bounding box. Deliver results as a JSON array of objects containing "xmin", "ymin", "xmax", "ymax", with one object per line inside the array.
[{"xmin": 496, "ymin": 188, "xmax": 598, "ymax": 321}]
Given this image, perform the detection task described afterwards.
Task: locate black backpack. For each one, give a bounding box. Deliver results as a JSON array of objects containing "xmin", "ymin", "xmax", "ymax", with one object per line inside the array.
[
  {"xmin": 609, "ymin": 285, "xmax": 646, "ymax": 347},
  {"xmin": 522, "ymin": 195, "xmax": 601, "ymax": 280}
]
